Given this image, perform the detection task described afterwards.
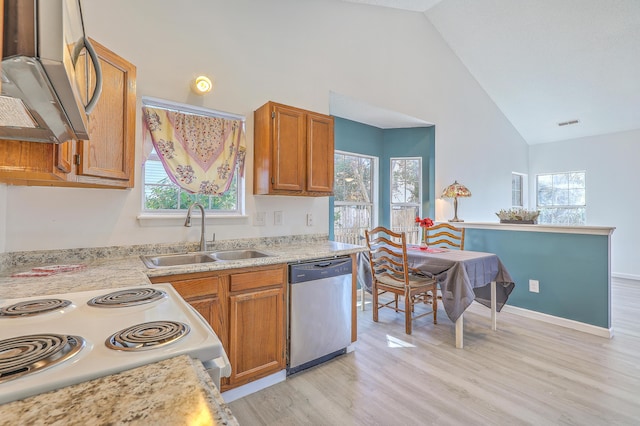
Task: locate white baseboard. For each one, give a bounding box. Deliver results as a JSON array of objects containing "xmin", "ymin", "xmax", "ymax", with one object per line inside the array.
[
  {"xmin": 498, "ymin": 304, "xmax": 613, "ymax": 338},
  {"xmin": 221, "ymin": 370, "xmax": 286, "ymax": 403},
  {"xmin": 612, "ymin": 272, "xmax": 640, "ymax": 283}
]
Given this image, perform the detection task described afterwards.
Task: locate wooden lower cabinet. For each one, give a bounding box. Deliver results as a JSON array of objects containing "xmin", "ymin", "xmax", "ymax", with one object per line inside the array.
[
  {"xmin": 166, "ymin": 275, "xmax": 226, "ymax": 350},
  {"xmin": 228, "ymin": 282, "xmax": 285, "ymax": 388},
  {"xmin": 150, "ymin": 263, "xmax": 286, "ymax": 391}
]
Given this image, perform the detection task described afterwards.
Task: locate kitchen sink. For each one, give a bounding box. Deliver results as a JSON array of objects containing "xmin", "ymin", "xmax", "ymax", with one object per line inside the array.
[
  {"xmin": 140, "ymin": 253, "xmax": 217, "ymax": 268},
  {"xmin": 209, "ymin": 249, "xmax": 274, "ymax": 261},
  {"xmin": 140, "ymin": 249, "xmax": 275, "ymax": 268}
]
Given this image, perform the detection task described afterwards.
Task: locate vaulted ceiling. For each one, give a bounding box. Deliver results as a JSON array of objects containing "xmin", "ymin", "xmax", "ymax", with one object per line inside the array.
[{"xmin": 336, "ymin": 0, "xmax": 640, "ymax": 145}]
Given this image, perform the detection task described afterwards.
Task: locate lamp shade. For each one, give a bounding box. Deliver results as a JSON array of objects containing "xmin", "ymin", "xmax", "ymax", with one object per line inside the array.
[{"xmin": 441, "ymin": 181, "xmax": 471, "ymax": 198}]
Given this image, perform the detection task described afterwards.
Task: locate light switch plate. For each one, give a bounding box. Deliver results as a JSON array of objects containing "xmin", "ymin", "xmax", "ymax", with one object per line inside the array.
[
  {"xmin": 274, "ymin": 211, "xmax": 283, "ymax": 226},
  {"xmin": 255, "ymin": 211, "xmax": 266, "ymax": 226},
  {"xmin": 306, "ymin": 213, "xmax": 313, "ymax": 227}
]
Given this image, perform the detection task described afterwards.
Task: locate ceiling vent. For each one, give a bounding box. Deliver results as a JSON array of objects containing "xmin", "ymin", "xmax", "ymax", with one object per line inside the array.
[{"xmin": 557, "ymin": 119, "xmax": 580, "ymax": 127}]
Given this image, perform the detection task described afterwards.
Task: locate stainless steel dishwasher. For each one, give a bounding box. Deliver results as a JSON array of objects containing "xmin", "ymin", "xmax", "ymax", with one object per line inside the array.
[{"xmin": 288, "ymin": 256, "xmax": 353, "ymax": 375}]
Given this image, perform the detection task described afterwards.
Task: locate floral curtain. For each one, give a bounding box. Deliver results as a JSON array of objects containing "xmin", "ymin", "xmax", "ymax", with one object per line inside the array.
[{"xmin": 142, "ymin": 106, "xmax": 246, "ymax": 195}]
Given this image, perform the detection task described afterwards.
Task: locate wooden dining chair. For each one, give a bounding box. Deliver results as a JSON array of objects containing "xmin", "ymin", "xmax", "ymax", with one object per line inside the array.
[
  {"xmin": 425, "ymin": 223, "xmax": 465, "ymax": 250},
  {"xmin": 364, "ymin": 226, "xmax": 438, "ymax": 334}
]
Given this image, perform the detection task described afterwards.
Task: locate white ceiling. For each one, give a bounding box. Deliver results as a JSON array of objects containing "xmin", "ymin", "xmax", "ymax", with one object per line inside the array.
[{"xmin": 335, "ymin": 0, "xmax": 640, "ymax": 144}]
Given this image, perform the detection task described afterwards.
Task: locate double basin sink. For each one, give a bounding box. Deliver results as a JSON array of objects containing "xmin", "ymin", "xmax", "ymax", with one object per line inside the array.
[{"xmin": 141, "ymin": 249, "xmax": 274, "ymax": 269}]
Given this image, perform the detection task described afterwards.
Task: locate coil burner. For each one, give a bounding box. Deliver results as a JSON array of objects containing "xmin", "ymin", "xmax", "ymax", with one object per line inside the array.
[
  {"xmin": 0, "ymin": 334, "xmax": 85, "ymax": 383},
  {"xmin": 0, "ymin": 299, "xmax": 72, "ymax": 318},
  {"xmin": 87, "ymin": 288, "xmax": 166, "ymax": 308},
  {"xmin": 105, "ymin": 321, "xmax": 190, "ymax": 351}
]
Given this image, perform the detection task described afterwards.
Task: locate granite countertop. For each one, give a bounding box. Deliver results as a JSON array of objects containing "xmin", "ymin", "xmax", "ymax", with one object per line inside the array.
[
  {"xmin": 0, "ymin": 237, "xmax": 366, "ymax": 423},
  {"xmin": 0, "ymin": 355, "xmax": 238, "ymax": 425},
  {"xmin": 0, "ymin": 240, "xmax": 366, "ymax": 299}
]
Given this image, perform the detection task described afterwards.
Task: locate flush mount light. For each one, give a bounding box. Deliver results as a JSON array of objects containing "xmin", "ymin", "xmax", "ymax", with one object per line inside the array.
[
  {"xmin": 191, "ymin": 75, "xmax": 213, "ymax": 95},
  {"xmin": 558, "ymin": 119, "xmax": 580, "ymax": 127}
]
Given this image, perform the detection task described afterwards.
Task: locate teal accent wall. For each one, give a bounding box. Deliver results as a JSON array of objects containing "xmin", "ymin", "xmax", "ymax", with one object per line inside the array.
[
  {"xmin": 330, "ymin": 117, "xmax": 434, "ymax": 240},
  {"xmin": 465, "ymin": 228, "xmax": 610, "ymax": 328}
]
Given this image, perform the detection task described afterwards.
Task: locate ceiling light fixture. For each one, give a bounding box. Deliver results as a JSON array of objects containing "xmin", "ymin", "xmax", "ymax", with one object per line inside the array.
[
  {"xmin": 557, "ymin": 119, "xmax": 580, "ymax": 127},
  {"xmin": 191, "ymin": 75, "xmax": 213, "ymax": 95}
]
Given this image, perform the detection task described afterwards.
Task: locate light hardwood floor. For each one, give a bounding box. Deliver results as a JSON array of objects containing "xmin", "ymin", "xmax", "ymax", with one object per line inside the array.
[{"xmin": 229, "ymin": 279, "xmax": 640, "ymax": 425}]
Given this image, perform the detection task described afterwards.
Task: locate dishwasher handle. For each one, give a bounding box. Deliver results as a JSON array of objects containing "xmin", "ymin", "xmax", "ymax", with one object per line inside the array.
[{"xmin": 289, "ymin": 257, "xmax": 353, "ymax": 284}]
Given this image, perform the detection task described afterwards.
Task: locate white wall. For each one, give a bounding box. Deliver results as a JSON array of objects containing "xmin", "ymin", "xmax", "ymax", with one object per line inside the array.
[
  {"xmin": 0, "ymin": 0, "xmax": 528, "ymax": 252},
  {"xmin": 529, "ymin": 128, "xmax": 640, "ymax": 278}
]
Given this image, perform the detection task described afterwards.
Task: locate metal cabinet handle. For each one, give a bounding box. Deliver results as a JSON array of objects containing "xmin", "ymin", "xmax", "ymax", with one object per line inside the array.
[{"xmin": 71, "ymin": 36, "xmax": 103, "ymax": 115}]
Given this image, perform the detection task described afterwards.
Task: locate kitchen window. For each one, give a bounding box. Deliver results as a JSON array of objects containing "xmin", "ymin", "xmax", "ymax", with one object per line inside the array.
[
  {"xmin": 536, "ymin": 171, "xmax": 586, "ymax": 224},
  {"xmin": 390, "ymin": 157, "xmax": 421, "ymax": 242},
  {"xmin": 333, "ymin": 151, "xmax": 377, "ymax": 244},
  {"xmin": 140, "ymin": 97, "xmax": 245, "ymax": 216}
]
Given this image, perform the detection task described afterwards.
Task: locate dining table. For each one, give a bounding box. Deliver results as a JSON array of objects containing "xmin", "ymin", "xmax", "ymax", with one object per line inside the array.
[{"xmin": 358, "ymin": 246, "xmax": 516, "ymax": 348}]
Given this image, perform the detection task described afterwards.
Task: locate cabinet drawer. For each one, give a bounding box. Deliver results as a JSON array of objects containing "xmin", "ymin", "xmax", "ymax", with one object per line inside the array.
[
  {"xmin": 170, "ymin": 277, "xmax": 220, "ymax": 299},
  {"xmin": 230, "ymin": 268, "xmax": 284, "ymax": 292}
]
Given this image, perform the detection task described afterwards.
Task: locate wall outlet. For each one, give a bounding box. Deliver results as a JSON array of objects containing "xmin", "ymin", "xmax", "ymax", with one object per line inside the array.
[
  {"xmin": 306, "ymin": 213, "xmax": 313, "ymax": 227},
  {"xmin": 255, "ymin": 211, "xmax": 266, "ymax": 226},
  {"xmin": 529, "ymin": 279, "xmax": 540, "ymax": 293},
  {"xmin": 274, "ymin": 211, "xmax": 283, "ymax": 226}
]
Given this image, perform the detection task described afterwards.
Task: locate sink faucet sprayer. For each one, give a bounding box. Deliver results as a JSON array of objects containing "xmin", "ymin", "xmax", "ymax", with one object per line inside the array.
[{"xmin": 184, "ymin": 202, "xmax": 214, "ymax": 251}]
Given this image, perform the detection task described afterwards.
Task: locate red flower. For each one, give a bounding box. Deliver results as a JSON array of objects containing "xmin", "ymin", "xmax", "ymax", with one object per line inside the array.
[{"xmin": 415, "ymin": 217, "xmax": 433, "ymax": 228}]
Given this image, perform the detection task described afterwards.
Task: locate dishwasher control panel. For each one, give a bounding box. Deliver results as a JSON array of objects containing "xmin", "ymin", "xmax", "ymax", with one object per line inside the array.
[{"xmin": 288, "ymin": 257, "xmax": 352, "ymax": 284}]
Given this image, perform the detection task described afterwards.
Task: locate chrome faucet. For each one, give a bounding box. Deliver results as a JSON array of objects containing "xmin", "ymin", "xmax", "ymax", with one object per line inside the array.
[{"xmin": 185, "ymin": 202, "xmax": 207, "ymax": 251}]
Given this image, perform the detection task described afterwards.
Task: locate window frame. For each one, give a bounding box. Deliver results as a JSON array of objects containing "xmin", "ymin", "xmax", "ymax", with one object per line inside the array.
[
  {"xmin": 333, "ymin": 151, "xmax": 378, "ymax": 242},
  {"xmin": 511, "ymin": 172, "xmax": 527, "ymax": 208}
]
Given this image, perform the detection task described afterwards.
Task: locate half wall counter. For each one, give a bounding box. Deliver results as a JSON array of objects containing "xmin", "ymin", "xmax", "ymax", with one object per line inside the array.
[{"xmin": 452, "ymin": 222, "xmax": 615, "ymax": 337}]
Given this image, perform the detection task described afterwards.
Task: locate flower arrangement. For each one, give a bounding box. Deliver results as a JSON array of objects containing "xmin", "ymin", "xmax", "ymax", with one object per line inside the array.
[
  {"xmin": 415, "ymin": 217, "xmax": 434, "ymax": 228},
  {"xmin": 415, "ymin": 217, "xmax": 433, "ymax": 248},
  {"xmin": 495, "ymin": 208, "xmax": 540, "ymax": 224}
]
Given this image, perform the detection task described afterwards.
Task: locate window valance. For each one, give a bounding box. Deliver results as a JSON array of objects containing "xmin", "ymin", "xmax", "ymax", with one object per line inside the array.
[{"xmin": 142, "ymin": 104, "xmax": 246, "ymax": 195}]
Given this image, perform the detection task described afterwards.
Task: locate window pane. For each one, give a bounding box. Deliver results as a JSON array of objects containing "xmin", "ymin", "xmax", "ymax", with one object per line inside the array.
[
  {"xmin": 553, "ymin": 173, "xmax": 569, "ymax": 189},
  {"xmin": 391, "ymin": 159, "xmax": 420, "ymax": 204},
  {"xmin": 569, "ymin": 172, "xmax": 585, "ymax": 188},
  {"xmin": 334, "ymin": 151, "xmax": 376, "ymax": 244},
  {"xmin": 537, "ymin": 175, "xmax": 552, "ymax": 190},
  {"xmin": 335, "ymin": 153, "xmax": 372, "ymax": 203},
  {"xmin": 536, "ymin": 171, "xmax": 586, "ymax": 225},
  {"xmin": 145, "ymin": 184, "xmax": 179, "ymax": 209},
  {"xmin": 552, "ymin": 189, "xmax": 569, "ymax": 205},
  {"xmin": 512, "ymin": 174, "xmax": 523, "ymax": 207},
  {"xmin": 569, "ymin": 188, "xmax": 585, "ymax": 205}
]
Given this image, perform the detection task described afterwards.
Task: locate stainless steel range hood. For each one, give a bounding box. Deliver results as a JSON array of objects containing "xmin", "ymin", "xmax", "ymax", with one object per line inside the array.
[{"xmin": 0, "ymin": 0, "xmax": 102, "ymax": 144}]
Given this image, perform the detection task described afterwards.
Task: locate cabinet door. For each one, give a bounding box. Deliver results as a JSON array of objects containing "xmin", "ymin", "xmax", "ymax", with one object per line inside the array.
[
  {"xmin": 306, "ymin": 112, "xmax": 334, "ymax": 194},
  {"xmin": 76, "ymin": 38, "xmax": 136, "ymax": 186},
  {"xmin": 228, "ymin": 286, "xmax": 285, "ymax": 386},
  {"xmin": 272, "ymin": 105, "xmax": 305, "ymax": 192},
  {"xmin": 187, "ymin": 296, "xmax": 224, "ymax": 345},
  {"xmin": 166, "ymin": 275, "xmax": 227, "ymax": 349}
]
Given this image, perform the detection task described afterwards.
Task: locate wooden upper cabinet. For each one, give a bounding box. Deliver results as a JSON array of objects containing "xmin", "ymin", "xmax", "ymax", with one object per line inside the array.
[
  {"xmin": 75, "ymin": 38, "xmax": 136, "ymax": 187},
  {"xmin": 306, "ymin": 112, "xmax": 334, "ymax": 194},
  {"xmin": 254, "ymin": 101, "xmax": 334, "ymax": 196},
  {"xmin": 0, "ymin": 39, "xmax": 136, "ymax": 189}
]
